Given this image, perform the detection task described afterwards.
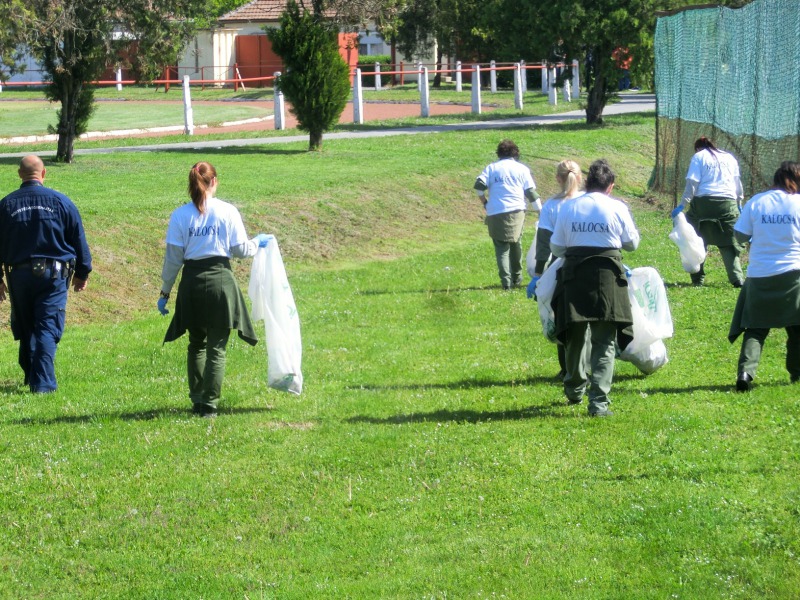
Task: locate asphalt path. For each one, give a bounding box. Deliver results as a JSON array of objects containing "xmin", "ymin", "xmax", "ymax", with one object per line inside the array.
[{"xmin": 0, "ymin": 94, "xmax": 655, "ymax": 159}]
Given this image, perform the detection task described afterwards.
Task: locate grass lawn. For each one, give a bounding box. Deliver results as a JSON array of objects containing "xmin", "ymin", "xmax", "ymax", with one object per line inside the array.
[
  {"xmin": 0, "ymin": 82, "xmax": 588, "ymax": 146},
  {"xmin": 0, "ymin": 113, "xmax": 797, "ymax": 599},
  {"xmin": 0, "ymin": 99, "xmax": 272, "ymax": 138}
]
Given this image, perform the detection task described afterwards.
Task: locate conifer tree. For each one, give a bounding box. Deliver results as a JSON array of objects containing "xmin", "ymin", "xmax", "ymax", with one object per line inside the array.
[{"xmin": 268, "ymin": 0, "xmax": 351, "ymax": 151}]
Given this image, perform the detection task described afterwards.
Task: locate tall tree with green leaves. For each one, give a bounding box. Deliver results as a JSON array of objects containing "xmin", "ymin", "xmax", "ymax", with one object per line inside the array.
[
  {"xmin": 386, "ymin": 0, "xmax": 499, "ymax": 87},
  {"xmin": 0, "ymin": 0, "xmax": 29, "ymax": 80},
  {"xmin": 20, "ymin": 0, "xmax": 203, "ymax": 162},
  {"xmin": 267, "ymin": 0, "xmax": 351, "ymax": 151},
  {"xmin": 497, "ymin": 0, "xmax": 751, "ymax": 124}
]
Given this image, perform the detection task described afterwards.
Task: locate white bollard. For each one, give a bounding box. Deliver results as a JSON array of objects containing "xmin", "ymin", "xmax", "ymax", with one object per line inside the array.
[
  {"xmin": 116, "ymin": 68, "xmax": 123, "ymax": 91},
  {"xmin": 571, "ymin": 59, "xmax": 580, "ymax": 99},
  {"xmin": 420, "ymin": 67, "xmax": 430, "ymax": 117},
  {"xmin": 353, "ymin": 68, "xmax": 364, "ymax": 124},
  {"xmin": 456, "ymin": 61, "xmax": 462, "ymax": 93},
  {"xmin": 274, "ymin": 72, "xmax": 285, "ymax": 130},
  {"xmin": 375, "ymin": 62, "xmax": 382, "ymax": 91},
  {"xmin": 490, "ymin": 60, "xmax": 497, "ymax": 93},
  {"xmin": 471, "ymin": 64, "xmax": 482, "ymax": 114},
  {"xmin": 182, "ymin": 75, "xmax": 194, "ymax": 135},
  {"xmin": 514, "ymin": 63, "xmax": 523, "ymax": 110},
  {"xmin": 417, "ymin": 62, "xmax": 422, "ymax": 91},
  {"xmin": 541, "ymin": 61, "xmax": 548, "ymax": 94},
  {"xmin": 548, "ymin": 68, "xmax": 558, "ymax": 106},
  {"xmin": 520, "ymin": 60, "xmax": 527, "ymax": 93}
]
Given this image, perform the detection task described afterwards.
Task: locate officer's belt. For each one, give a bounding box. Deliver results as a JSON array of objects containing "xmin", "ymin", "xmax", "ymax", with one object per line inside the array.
[{"xmin": 11, "ymin": 259, "xmax": 69, "ymax": 272}]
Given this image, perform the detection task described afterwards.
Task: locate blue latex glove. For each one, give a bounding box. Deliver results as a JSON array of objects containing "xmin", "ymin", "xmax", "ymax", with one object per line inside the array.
[
  {"xmin": 256, "ymin": 233, "xmax": 271, "ymax": 248},
  {"xmin": 670, "ymin": 203, "xmax": 685, "ymax": 219},
  {"xmin": 157, "ymin": 297, "xmax": 169, "ymax": 316},
  {"xmin": 526, "ymin": 276, "xmax": 540, "ymax": 300}
]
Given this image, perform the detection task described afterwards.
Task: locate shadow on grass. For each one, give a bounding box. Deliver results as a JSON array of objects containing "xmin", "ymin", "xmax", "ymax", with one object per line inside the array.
[
  {"xmin": 347, "ymin": 372, "xmax": 651, "ymax": 393},
  {"xmin": 358, "ymin": 284, "xmax": 502, "ymax": 295},
  {"xmin": 663, "ymin": 281, "xmax": 739, "ymax": 290},
  {"xmin": 347, "ymin": 374, "xmax": 565, "ymax": 391},
  {"xmin": 347, "ymin": 401, "xmax": 570, "ymax": 425},
  {"xmin": 0, "ymin": 380, "xmax": 25, "ymax": 394},
  {"xmin": 0, "ymin": 147, "xmax": 305, "ymax": 166},
  {"xmin": 8, "ymin": 405, "xmax": 273, "ymax": 426},
  {"xmin": 641, "ymin": 384, "xmax": 735, "ymax": 394}
]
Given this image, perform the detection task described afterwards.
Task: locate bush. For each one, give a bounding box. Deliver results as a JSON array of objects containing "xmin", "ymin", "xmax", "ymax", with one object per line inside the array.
[
  {"xmin": 357, "ymin": 54, "xmax": 393, "ymax": 87},
  {"xmin": 267, "ymin": 0, "xmax": 350, "ymax": 150}
]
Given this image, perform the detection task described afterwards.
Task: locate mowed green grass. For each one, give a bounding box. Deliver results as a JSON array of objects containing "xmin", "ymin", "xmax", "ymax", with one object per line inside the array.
[
  {"xmin": 0, "ymin": 114, "xmax": 798, "ymax": 599},
  {"xmin": 0, "ymin": 99, "xmax": 272, "ymax": 137},
  {"xmin": 0, "ymin": 82, "xmax": 582, "ymax": 144}
]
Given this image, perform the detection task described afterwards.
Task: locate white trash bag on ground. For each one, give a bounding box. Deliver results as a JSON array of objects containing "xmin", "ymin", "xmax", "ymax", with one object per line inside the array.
[
  {"xmin": 668, "ymin": 212, "xmax": 706, "ymax": 274},
  {"xmin": 619, "ymin": 266, "xmax": 673, "ymax": 374},
  {"xmin": 526, "ymin": 219, "xmax": 539, "ymax": 278},
  {"xmin": 535, "ymin": 257, "xmax": 563, "ymax": 343},
  {"xmin": 248, "ymin": 237, "xmax": 303, "ymax": 394}
]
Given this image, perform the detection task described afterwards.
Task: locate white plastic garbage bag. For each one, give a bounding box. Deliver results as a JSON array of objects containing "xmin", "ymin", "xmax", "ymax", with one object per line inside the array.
[
  {"xmin": 248, "ymin": 237, "xmax": 303, "ymax": 394},
  {"xmin": 621, "ymin": 338, "xmax": 668, "ymax": 375},
  {"xmin": 668, "ymin": 212, "xmax": 706, "ymax": 274},
  {"xmin": 535, "ymin": 257, "xmax": 563, "ymax": 343},
  {"xmin": 526, "ymin": 219, "xmax": 539, "ymax": 278},
  {"xmin": 618, "ymin": 266, "xmax": 673, "ymax": 374}
]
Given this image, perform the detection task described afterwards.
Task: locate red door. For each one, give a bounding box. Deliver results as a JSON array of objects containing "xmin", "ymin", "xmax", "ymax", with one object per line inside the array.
[{"xmin": 235, "ymin": 35, "xmax": 283, "ymax": 87}]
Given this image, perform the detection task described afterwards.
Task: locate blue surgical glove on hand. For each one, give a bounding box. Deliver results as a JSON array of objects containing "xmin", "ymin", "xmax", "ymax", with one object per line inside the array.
[
  {"xmin": 670, "ymin": 203, "xmax": 685, "ymax": 219},
  {"xmin": 526, "ymin": 276, "xmax": 540, "ymax": 300},
  {"xmin": 157, "ymin": 296, "xmax": 169, "ymax": 316},
  {"xmin": 256, "ymin": 233, "xmax": 271, "ymax": 248}
]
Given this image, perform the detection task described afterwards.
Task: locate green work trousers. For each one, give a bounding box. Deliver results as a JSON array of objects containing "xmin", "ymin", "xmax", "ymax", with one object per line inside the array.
[
  {"xmin": 686, "ymin": 197, "xmax": 744, "ymax": 285},
  {"xmin": 187, "ymin": 327, "xmax": 231, "ymax": 410},
  {"xmin": 493, "ymin": 238, "xmax": 523, "ymax": 289},
  {"xmin": 563, "ymin": 321, "xmax": 617, "ymax": 415},
  {"xmin": 691, "ymin": 245, "xmax": 743, "ymax": 286},
  {"xmin": 737, "ymin": 325, "xmax": 800, "ymax": 381}
]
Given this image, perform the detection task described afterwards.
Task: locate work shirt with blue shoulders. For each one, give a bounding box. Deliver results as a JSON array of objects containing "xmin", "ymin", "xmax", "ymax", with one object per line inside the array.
[{"xmin": 0, "ymin": 180, "xmax": 92, "ymax": 280}]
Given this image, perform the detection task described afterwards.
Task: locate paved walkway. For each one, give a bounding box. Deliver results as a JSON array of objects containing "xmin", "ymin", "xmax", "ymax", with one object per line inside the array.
[{"xmin": 0, "ymin": 94, "xmax": 655, "ymax": 159}]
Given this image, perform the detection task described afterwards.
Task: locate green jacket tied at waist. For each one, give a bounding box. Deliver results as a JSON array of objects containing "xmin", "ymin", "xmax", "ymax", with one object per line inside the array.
[
  {"xmin": 552, "ymin": 246, "xmax": 634, "ymax": 348},
  {"xmin": 164, "ymin": 256, "xmax": 258, "ymax": 346}
]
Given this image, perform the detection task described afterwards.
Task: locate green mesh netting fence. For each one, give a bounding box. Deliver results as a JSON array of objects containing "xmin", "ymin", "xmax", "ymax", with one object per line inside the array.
[{"xmin": 653, "ymin": 0, "xmax": 800, "ymax": 204}]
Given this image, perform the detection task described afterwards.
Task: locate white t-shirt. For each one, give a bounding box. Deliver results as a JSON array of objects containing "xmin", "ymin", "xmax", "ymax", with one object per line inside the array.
[
  {"xmin": 685, "ymin": 148, "xmax": 741, "ymax": 199},
  {"xmin": 551, "ymin": 192, "xmax": 640, "ymax": 250},
  {"xmin": 539, "ymin": 193, "xmax": 580, "ymax": 232},
  {"xmin": 735, "ymin": 189, "xmax": 800, "ymax": 278},
  {"xmin": 476, "ymin": 158, "xmax": 536, "ymax": 216},
  {"xmin": 166, "ymin": 197, "xmax": 250, "ymax": 260}
]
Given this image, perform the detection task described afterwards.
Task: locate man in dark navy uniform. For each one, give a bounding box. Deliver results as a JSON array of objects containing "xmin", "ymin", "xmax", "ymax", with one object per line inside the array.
[{"xmin": 0, "ymin": 155, "xmax": 92, "ymax": 393}]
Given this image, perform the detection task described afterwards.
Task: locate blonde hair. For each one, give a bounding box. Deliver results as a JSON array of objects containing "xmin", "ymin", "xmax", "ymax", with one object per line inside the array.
[
  {"xmin": 553, "ymin": 160, "xmax": 583, "ymax": 199},
  {"xmin": 188, "ymin": 161, "xmax": 217, "ymax": 213}
]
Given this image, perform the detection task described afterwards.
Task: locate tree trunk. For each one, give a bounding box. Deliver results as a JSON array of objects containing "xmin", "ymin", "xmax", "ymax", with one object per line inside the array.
[
  {"xmin": 433, "ymin": 47, "xmax": 443, "ymax": 88},
  {"xmin": 585, "ymin": 77, "xmax": 607, "ymax": 125},
  {"xmin": 55, "ymin": 80, "xmax": 81, "ymax": 163},
  {"xmin": 309, "ymin": 130, "xmax": 323, "ymax": 151}
]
